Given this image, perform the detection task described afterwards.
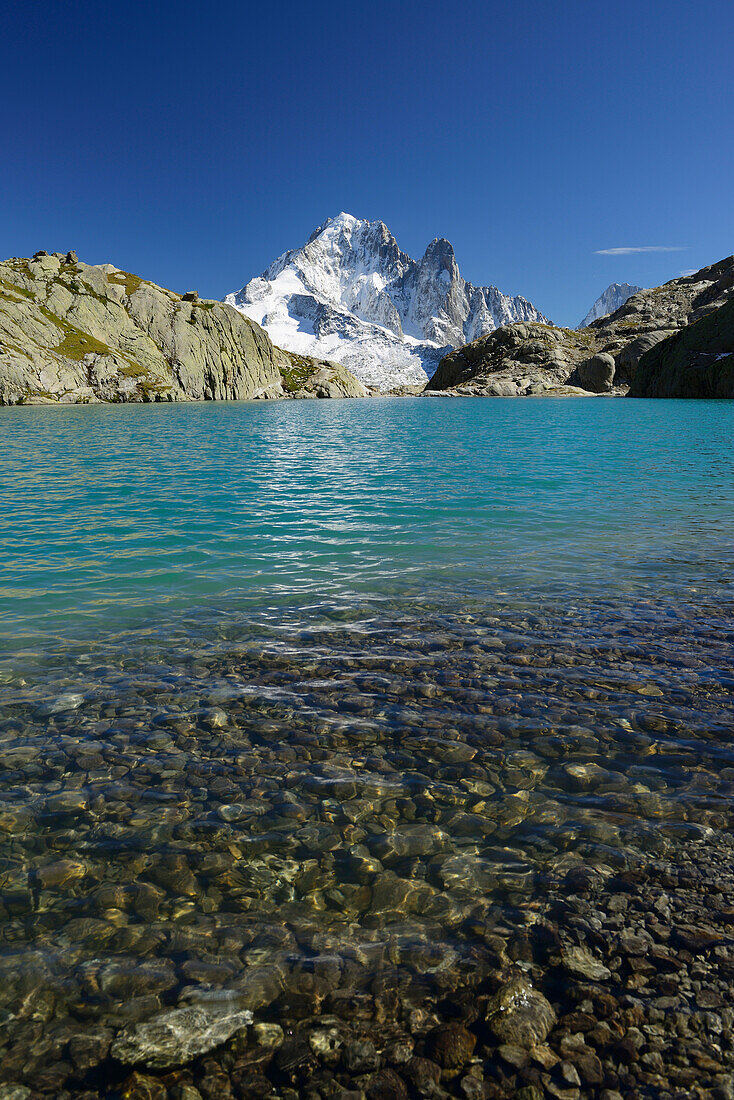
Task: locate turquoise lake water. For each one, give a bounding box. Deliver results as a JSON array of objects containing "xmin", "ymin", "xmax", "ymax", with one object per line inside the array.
[
  {"xmin": 1, "ymin": 396, "xmax": 734, "ymax": 1094},
  {"xmin": 1, "ymin": 396, "xmax": 733, "ymax": 654}
]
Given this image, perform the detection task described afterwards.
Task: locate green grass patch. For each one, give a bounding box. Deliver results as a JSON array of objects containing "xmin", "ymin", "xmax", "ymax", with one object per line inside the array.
[
  {"xmin": 107, "ymin": 271, "xmax": 143, "ymax": 296},
  {"xmin": 55, "ymin": 329, "xmax": 112, "ymax": 361},
  {"xmin": 279, "ymin": 352, "xmax": 318, "ymax": 394},
  {"xmin": 38, "ymin": 306, "xmax": 113, "ymax": 361},
  {"xmin": 119, "ymin": 362, "xmax": 149, "ymax": 378},
  {"xmin": 0, "ymin": 288, "xmax": 26, "ymax": 305},
  {"xmin": 0, "ymin": 275, "xmax": 34, "ymax": 299}
]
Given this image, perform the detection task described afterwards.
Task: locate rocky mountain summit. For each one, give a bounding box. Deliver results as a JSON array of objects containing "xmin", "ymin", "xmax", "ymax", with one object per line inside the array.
[
  {"xmin": 578, "ymin": 281, "xmax": 644, "ymax": 328},
  {"xmin": 227, "ymin": 213, "xmax": 548, "ymax": 389},
  {"xmin": 0, "ymin": 252, "xmax": 366, "ymax": 405},
  {"xmin": 428, "ymin": 255, "xmax": 734, "ymax": 397}
]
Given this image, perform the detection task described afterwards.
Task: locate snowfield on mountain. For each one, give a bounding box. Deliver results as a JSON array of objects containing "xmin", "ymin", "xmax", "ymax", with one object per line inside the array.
[
  {"xmin": 226, "ymin": 213, "xmax": 548, "ymax": 389},
  {"xmin": 579, "ymin": 282, "xmax": 644, "ymax": 328}
]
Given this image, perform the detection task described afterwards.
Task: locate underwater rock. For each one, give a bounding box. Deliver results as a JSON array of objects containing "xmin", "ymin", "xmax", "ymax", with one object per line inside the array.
[{"xmin": 111, "ymin": 1001, "xmax": 253, "ymax": 1069}]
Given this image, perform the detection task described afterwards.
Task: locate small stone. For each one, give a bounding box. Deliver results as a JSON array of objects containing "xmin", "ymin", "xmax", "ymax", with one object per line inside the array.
[
  {"xmin": 44, "ymin": 791, "xmax": 89, "ymax": 815},
  {"xmin": 66, "ymin": 250, "xmax": 79, "ymax": 264},
  {"xmin": 498, "ymin": 1042, "xmax": 528, "ymax": 1067},
  {"xmin": 404, "ymin": 1056, "xmax": 441, "ymax": 1094},
  {"xmin": 343, "ymin": 1040, "xmax": 380, "ymax": 1074},
  {"xmin": 366, "ymin": 1069, "xmax": 407, "ymax": 1100},
  {"xmin": 530, "ymin": 1044, "xmax": 560, "ymax": 1070},
  {"xmin": 617, "ymin": 928, "xmax": 653, "ymax": 955},
  {"xmin": 486, "ymin": 976, "xmax": 556, "ymax": 1048},
  {"xmin": 614, "ymin": 1036, "xmax": 639, "ymax": 1064},
  {"xmin": 561, "ymin": 762, "xmax": 609, "ymax": 789},
  {"xmin": 203, "ymin": 706, "xmax": 228, "ymax": 727},
  {"xmin": 426, "ymin": 1023, "xmax": 476, "ymax": 1068},
  {"xmin": 572, "ymin": 1051, "xmax": 603, "ymax": 1085},
  {"xmin": 561, "ymin": 946, "xmax": 611, "ymax": 981},
  {"xmin": 252, "ymin": 1022, "xmax": 284, "ymax": 1049},
  {"xmin": 231, "ymin": 1072, "xmax": 278, "ymax": 1097},
  {"xmin": 309, "ymin": 1027, "xmax": 342, "ymax": 1059},
  {"xmin": 641, "ymin": 1050, "xmax": 665, "ymax": 1072},
  {"xmin": 383, "ymin": 1039, "xmax": 413, "ymax": 1066},
  {"xmin": 37, "ymin": 859, "xmax": 86, "ymax": 889},
  {"xmin": 111, "ymin": 1001, "xmax": 253, "ymax": 1069},
  {"xmin": 460, "ymin": 1076, "xmax": 486, "ymax": 1100},
  {"xmin": 558, "ymin": 1061, "xmax": 581, "ymax": 1086},
  {"xmin": 68, "ymin": 1028, "xmax": 112, "ymax": 1072},
  {"xmin": 44, "ymin": 691, "xmax": 85, "ymax": 713},
  {"xmin": 120, "ymin": 1073, "xmax": 167, "ymax": 1100},
  {"xmin": 671, "ymin": 926, "xmax": 721, "ymax": 953},
  {"xmin": 218, "ymin": 804, "xmax": 246, "ymax": 822},
  {"xmin": 182, "ymin": 291, "xmax": 199, "ymax": 302},
  {"xmin": 197, "ymin": 1073, "xmax": 232, "ymax": 1100}
]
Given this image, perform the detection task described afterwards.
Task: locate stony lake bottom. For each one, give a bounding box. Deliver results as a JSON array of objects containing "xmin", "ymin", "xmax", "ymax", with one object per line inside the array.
[{"xmin": 0, "ymin": 396, "xmax": 733, "ymax": 1100}]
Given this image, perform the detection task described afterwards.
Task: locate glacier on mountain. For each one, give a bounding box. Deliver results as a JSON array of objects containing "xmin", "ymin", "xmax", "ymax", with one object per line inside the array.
[
  {"xmin": 226, "ymin": 213, "xmax": 548, "ymax": 389},
  {"xmin": 579, "ymin": 282, "xmax": 644, "ymax": 328}
]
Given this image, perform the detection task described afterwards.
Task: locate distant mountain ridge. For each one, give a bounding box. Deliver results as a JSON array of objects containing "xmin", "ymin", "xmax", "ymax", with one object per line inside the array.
[
  {"xmin": 579, "ymin": 282, "xmax": 644, "ymax": 328},
  {"xmin": 226, "ymin": 213, "xmax": 548, "ymax": 389}
]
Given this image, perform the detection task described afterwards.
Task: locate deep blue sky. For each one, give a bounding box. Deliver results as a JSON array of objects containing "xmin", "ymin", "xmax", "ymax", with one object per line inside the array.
[{"xmin": 3, "ymin": 0, "xmax": 732, "ymax": 326}]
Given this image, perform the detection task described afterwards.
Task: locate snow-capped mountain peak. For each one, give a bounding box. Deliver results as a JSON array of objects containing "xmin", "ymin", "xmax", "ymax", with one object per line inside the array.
[
  {"xmin": 579, "ymin": 282, "xmax": 644, "ymax": 328},
  {"xmin": 226, "ymin": 214, "xmax": 549, "ymax": 389}
]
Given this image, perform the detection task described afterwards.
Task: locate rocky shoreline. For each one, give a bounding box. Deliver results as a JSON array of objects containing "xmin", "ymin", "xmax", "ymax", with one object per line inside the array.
[
  {"xmin": 0, "ymin": 253, "xmax": 367, "ymax": 407},
  {"xmin": 425, "ymin": 256, "xmax": 734, "ymax": 400}
]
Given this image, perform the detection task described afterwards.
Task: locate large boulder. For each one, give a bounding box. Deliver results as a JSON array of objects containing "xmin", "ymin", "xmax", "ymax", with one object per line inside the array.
[
  {"xmin": 275, "ymin": 350, "xmax": 369, "ymax": 398},
  {"xmin": 577, "ymin": 352, "xmax": 615, "ymax": 393},
  {"xmin": 630, "ymin": 297, "xmax": 734, "ymax": 397}
]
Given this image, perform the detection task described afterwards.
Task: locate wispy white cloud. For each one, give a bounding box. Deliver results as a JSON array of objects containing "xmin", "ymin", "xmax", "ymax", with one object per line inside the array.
[
  {"xmin": 678, "ymin": 269, "xmax": 697, "ymax": 276},
  {"xmin": 594, "ymin": 245, "xmax": 687, "ymax": 256}
]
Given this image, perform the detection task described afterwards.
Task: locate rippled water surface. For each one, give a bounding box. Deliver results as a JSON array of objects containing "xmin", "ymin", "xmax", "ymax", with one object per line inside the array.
[
  {"xmin": 1, "ymin": 397, "xmax": 734, "ymax": 1097},
  {"xmin": 2, "ymin": 397, "xmax": 733, "ymax": 647}
]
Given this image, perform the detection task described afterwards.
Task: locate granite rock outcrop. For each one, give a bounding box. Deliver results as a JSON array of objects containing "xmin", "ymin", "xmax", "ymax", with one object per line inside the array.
[
  {"xmin": 630, "ymin": 296, "xmax": 734, "ymax": 397},
  {"xmin": 427, "ymin": 255, "xmax": 734, "ymax": 397},
  {"xmin": 0, "ymin": 253, "xmax": 366, "ymax": 405}
]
